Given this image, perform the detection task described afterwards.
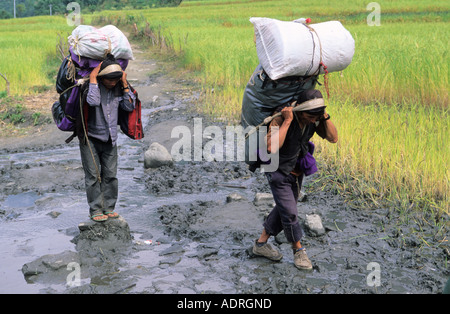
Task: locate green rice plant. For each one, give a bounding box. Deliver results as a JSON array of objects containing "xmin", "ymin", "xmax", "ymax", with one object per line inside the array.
[
  {"xmin": 332, "ymin": 22, "xmax": 448, "ymax": 109},
  {"xmin": 314, "ymin": 99, "xmax": 449, "ymax": 213},
  {"xmin": 0, "ymin": 16, "xmax": 73, "ymax": 96}
]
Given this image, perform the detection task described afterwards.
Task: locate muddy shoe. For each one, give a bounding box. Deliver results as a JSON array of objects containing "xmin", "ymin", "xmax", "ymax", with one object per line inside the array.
[
  {"xmin": 293, "ymin": 248, "xmax": 312, "ymax": 270},
  {"xmin": 252, "ymin": 241, "xmax": 283, "ymax": 261}
]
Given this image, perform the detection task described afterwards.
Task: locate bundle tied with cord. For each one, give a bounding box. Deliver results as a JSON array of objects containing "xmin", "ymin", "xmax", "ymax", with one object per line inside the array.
[
  {"xmin": 251, "ymin": 17, "xmax": 355, "ymax": 81},
  {"xmin": 245, "ymin": 95, "xmax": 325, "ymax": 139},
  {"xmin": 53, "ymin": 25, "xmax": 135, "ymax": 136},
  {"xmin": 68, "ymin": 25, "xmax": 134, "ymax": 61},
  {"xmin": 241, "ymin": 17, "xmax": 354, "ymax": 171}
]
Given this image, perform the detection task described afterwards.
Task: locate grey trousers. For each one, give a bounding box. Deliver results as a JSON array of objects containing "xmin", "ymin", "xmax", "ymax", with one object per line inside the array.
[{"xmin": 79, "ymin": 137, "xmax": 118, "ymax": 215}]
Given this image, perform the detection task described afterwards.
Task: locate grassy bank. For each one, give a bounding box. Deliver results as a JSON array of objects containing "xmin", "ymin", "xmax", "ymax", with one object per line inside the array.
[
  {"xmin": 91, "ymin": 0, "xmax": 449, "ymax": 213},
  {"xmin": 0, "ymin": 16, "xmax": 73, "ymax": 96},
  {"xmin": 0, "ymin": 16, "xmax": 74, "ymax": 135}
]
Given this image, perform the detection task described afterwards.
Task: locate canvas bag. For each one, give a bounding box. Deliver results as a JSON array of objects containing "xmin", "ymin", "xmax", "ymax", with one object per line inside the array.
[
  {"xmin": 240, "ymin": 64, "xmax": 317, "ymax": 170},
  {"xmin": 52, "ymin": 55, "xmax": 143, "ymax": 142},
  {"xmin": 68, "ymin": 25, "xmax": 134, "ymax": 61},
  {"xmin": 250, "ymin": 18, "xmax": 355, "ymax": 80}
]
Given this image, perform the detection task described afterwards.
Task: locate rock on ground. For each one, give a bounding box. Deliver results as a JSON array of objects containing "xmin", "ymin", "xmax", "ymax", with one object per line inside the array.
[
  {"xmin": 144, "ymin": 142, "xmax": 173, "ymax": 169},
  {"xmin": 305, "ymin": 213, "xmax": 326, "ymax": 236}
]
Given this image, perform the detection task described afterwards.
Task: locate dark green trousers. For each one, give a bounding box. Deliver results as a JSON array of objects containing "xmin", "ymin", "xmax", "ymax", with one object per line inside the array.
[{"xmin": 79, "ymin": 137, "xmax": 118, "ymax": 215}]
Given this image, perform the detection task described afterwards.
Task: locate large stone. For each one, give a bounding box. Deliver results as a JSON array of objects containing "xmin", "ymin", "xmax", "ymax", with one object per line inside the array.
[
  {"xmin": 144, "ymin": 142, "xmax": 173, "ymax": 169},
  {"xmin": 77, "ymin": 215, "xmax": 132, "ymax": 243},
  {"xmin": 74, "ymin": 216, "xmax": 133, "ymax": 280},
  {"xmin": 21, "ymin": 217, "xmax": 133, "ymax": 287}
]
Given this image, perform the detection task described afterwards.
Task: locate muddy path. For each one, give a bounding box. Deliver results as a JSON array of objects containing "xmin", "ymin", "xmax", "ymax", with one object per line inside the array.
[{"xmin": 0, "ymin": 44, "xmax": 448, "ymax": 294}]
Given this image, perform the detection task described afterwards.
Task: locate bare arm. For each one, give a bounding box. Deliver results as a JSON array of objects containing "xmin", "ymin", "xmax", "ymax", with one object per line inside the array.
[
  {"xmin": 316, "ymin": 111, "xmax": 338, "ymax": 143},
  {"xmin": 266, "ymin": 107, "xmax": 294, "ymax": 154},
  {"xmin": 86, "ymin": 62, "xmax": 102, "ymax": 106}
]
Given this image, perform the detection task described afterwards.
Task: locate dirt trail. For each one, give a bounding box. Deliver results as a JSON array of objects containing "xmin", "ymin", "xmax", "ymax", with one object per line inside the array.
[{"xmin": 0, "ymin": 43, "xmax": 448, "ymax": 294}]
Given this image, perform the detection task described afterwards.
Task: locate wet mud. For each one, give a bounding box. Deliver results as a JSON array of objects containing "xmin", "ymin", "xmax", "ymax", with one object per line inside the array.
[{"xmin": 0, "ymin": 46, "xmax": 448, "ymax": 294}]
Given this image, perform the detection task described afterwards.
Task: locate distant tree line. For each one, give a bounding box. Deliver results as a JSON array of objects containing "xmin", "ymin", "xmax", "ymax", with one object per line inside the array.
[{"xmin": 0, "ymin": 0, "xmax": 183, "ymax": 19}]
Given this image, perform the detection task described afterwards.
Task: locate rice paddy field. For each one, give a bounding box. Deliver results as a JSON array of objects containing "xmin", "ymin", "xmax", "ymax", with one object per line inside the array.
[
  {"xmin": 0, "ymin": 16, "xmax": 73, "ymax": 95},
  {"xmin": 0, "ymin": 0, "xmax": 448, "ymax": 213}
]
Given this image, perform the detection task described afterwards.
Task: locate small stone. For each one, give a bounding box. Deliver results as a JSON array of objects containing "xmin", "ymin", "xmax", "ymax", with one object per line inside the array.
[
  {"xmin": 253, "ymin": 193, "xmax": 273, "ymax": 204},
  {"xmin": 159, "ymin": 255, "xmax": 182, "ymax": 266},
  {"xmin": 35, "ymin": 196, "xmax": 54, "ymax": 206},
  {"xmin": 305, "ymin": 214, "xmax": 326, "ymax": 236},
  {"xmin": 226, "ymin": 193, "xmax": 244, "ymax": 203},
  {"xmin": 47, "ymin": 211, "xmax": 61, "ymax": 219},
  {"xmin": 159, "ymin": 244, "xmax": 185, "ymax": 256}
]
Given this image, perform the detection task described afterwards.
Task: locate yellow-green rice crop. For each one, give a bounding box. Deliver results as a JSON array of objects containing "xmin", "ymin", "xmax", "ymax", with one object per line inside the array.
[
  {"xmin": 315, "ymin": 100, "xmax": 448, "ymax": 212},
  {"xmin": 0, "ymin": 16, "xmax": 73, "ymax": 96}
]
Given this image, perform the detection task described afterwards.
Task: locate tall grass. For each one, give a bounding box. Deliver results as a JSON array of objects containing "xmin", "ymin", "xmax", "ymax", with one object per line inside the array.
[
  {"xmin": 315, "ymin": 100, "xmax": 448, "ymax": 212},
  {"xmin": 0, "ymin": 16, "xmax": 73, "ymax": 95},
  {"xmin": 332, "ymin": 22, "xmax": 448, "ymax": 108}
]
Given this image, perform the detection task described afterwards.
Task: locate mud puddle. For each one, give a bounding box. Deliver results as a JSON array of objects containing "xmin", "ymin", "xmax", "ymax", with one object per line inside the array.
[{"xmin": 0, "ymin": 46, "xmax": 448, "ymax": 294}]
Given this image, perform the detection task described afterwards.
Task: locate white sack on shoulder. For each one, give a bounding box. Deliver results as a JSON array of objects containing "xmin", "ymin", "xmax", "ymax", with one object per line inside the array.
[
  {"xmin": 100, "ymin": 25, "xmax": 134, "ymax": 60},
  {"xmin": 250, "ymin": 17, "xmax": 355, "ymax": 80},
  {"xmin": 68, "ymin": 24, "xmax": 134, "ymax": 61}
]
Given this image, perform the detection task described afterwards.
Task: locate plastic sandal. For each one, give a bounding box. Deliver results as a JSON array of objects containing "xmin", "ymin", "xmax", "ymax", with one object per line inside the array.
[
  {"xmin": 90, "ymin": 213, "xmax": 108, "ymax": 222},
  {"xmin": 104, "ymin": 211, "xmax": 119, "ymax": 219}
]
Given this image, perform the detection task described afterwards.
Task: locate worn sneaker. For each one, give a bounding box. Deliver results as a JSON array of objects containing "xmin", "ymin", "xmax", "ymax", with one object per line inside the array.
[
  {"xmin": 294, "ymin": 248, "xmax": 313, "ymax": 270},
  {"xmin": 252, "ymin": 241, "xmax": 283, "ymax": 261}
]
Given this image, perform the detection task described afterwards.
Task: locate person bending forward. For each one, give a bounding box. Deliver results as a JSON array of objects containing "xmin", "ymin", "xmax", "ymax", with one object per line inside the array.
[{"xmin": 252, "ymin": 89, "xmax": 338, "ymax": 270}]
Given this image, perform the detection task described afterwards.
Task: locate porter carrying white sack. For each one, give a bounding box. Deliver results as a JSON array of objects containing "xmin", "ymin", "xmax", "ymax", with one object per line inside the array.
[
  {"xmin": 68, "ymin": 25, "xmax": 134, "ymax": 60},
  {"xmin": 250, "ymin": 17, "xmax": 355, "ymax": 80}
]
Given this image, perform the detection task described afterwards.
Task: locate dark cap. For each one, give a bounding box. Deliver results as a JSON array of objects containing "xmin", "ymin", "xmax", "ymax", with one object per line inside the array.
[{"xmin": 297, "ymin": 90, "xmax": 325, "ymax": 115}]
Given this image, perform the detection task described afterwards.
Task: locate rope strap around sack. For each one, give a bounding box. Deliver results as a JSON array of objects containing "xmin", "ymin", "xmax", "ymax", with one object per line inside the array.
[
  {"xmin": 103, "ymin": 36, "xmax": 112, "ymax": 59},
  {"xmin": 65, "ymin": 57, "xmax": 77, "ymax": 82},
  {"xmin": 59, "ymin": 77, "xmax": 89, "ymax": 97},
  {"xmin": 79, "ymin": 88, "xmax": 102, "ymax": 183},
  {"xmin": 302, "ymin": 23, "xmax": 330, "ymax": 98},
  {"xmin": 71, "ymin": 36, "xmax": 82, "ymax": 63},
  {"xmin": 244, "ymin": 98, "xmax": 325, "ymax": 139}
]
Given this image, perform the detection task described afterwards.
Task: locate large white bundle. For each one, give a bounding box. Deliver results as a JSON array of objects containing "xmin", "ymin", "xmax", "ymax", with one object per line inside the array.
[
  {"xmin": 68, "ymin": 25, "xmax": 134, "ymax": 60},
  {"xmin": 250, "ymin": 18, "xmax": 355, "ymax": 80}
]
